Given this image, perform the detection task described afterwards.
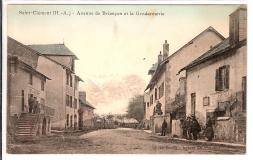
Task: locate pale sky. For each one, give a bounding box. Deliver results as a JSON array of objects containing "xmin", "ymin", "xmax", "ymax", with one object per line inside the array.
[{"xmin": 7, "ymin": 4, "xmax": 239, "ymax": 115}]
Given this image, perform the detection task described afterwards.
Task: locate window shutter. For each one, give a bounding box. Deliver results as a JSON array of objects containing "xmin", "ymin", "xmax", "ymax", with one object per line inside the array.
[
  {"xmin": 225, "ymin": 65, "xmax": 230, "ymax": 89},
  {"xmin": 215, "ymin": 69, "xmax": 220, "ymax": 91}
]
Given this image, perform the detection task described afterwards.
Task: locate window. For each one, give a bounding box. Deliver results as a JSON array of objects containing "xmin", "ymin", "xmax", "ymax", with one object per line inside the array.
[
  {"xmin": 150, "ymin": 94, "xmax": 153, "ymax": 105},
  {"xmin": 66, "ymin": 71, "xmax": 69, "ymax": 85},
  {"xmin": 41, "ymin": 80, "xmax": 45, "ymax": 91},
  {"xmin": 74, "ymin": 98, "xmax": 77, "ymax": 109},
  {"xmin": 155, "ymin": 88, "xmax": 157, "ymax": 100},
  {"xmin": 215, "ymin": 65, "xmax": 230, "ymax": 91},
  {"xmin": 70, "ymin": 74, "xmax": 72, "ymax": 87},
  {"xmin": 70, "ymin": 96, "xmax": 73, "ymax": 108},
  {"xmin": 216, "ymin": 101, "xmax": 230, "ymax": 117},
  {"xmin": 29, "ymin": 73, "xmax": 33, "ymax": 85},
  {"xmin": 66, "ymin": 114, "xmax": 69, "ymax": 127},
  {"xmin": 147, "ymin": 102, "xmax": 150, "ymax": 108},
  {"xmin": 159, "ymin": 82, "xmax": 164, "ymax": 98},
  {"xmin": 70, "ymin": 115, "xmax": 73, "ymax": 127},
  {"xmin": 191, "ymin": 93, "xmax": 196, "ymax": 115},
  {"xmin": 66, "ymin": 95, "xmax": 69, "ymax": 106}
]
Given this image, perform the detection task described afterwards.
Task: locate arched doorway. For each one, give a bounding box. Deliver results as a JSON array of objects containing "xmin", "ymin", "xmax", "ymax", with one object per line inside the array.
[{"xmin": 42, "ymin": 118, "xmax": 47, "ymax": 135}]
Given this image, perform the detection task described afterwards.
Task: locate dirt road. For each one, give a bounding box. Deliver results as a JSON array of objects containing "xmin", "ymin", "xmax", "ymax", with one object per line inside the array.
[{"xmin": 8, "ymin": 128, "xmax": 245, "ymax": 154}]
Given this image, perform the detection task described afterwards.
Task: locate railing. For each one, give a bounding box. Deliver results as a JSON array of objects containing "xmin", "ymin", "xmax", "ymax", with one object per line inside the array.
[{"xmin": 40, "ymin": 105, "xmax": 55, "ymax": 117}]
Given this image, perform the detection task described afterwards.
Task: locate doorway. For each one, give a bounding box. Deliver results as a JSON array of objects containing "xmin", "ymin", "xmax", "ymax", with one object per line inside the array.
[
  {"xmin": 191, "ymin": 93, "xmax": 196, "ymax": 116},
  {"xmin": 42, "ymin": 118, "xmax": 47, "ymax": 135}
]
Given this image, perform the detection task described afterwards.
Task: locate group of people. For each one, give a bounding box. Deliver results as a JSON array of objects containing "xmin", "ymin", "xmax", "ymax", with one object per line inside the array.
[
  {"xmin": 182, "ymin": 115, "xmax": 214, "ymax": 141},
  {"xmin": 182, "ymin": 115, "xmax": 201, "ymax": 140},
  {"xmin": 28, "ymin": 95, "xmax": 40, "ymax": 114}
]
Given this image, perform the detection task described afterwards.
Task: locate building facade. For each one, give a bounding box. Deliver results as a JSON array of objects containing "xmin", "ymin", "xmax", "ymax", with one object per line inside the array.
[
  {"xmin": 29, "ymin": 44, "xmax": 83, "ymax": 130},
  {"xmin": 181, "ymin": 6, "xmax": 247, "ymax": 143},
  {"xmin": 7, "ymin": 37, "xmax": 54, "ymax": 139},
  {"xmin": 144, "ymin": 27, "xmax": 225, "ymax": 134}
]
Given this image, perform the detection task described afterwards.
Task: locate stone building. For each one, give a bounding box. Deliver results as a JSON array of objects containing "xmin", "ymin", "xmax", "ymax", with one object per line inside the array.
[
  {"xmin": 180, "ymin": 5, "xmax": 247, "ymax": 143},
  {"xmin": 144, "ymin": 27, "xmax": 225, "ymax": 134},
  {"xmin": 28, "ymin": 43, "xmax": 83, "ymax": 130},
  {"xmin": 7, "ymin": 37, "xmax": 54, "ymax": 139},
  {"xmin": 78, "ymin": 91, "xmax": 95, "ymax": 129}
]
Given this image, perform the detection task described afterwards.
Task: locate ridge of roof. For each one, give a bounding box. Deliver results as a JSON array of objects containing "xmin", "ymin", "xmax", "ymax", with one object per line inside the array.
[
  {"xmin": 28, "ymin": 43, "xmax": 78, "ymax": 59},
  {"xmin": 144, "ymin": 26, "xmax": 224, "ymax": 91},
  {"xmin": 164, "ymin": 26, "xmax": 225, "ymax": 62},
  {"xmin": 179, "ymin": 38, "xmax": 247, "ymax": 72}
]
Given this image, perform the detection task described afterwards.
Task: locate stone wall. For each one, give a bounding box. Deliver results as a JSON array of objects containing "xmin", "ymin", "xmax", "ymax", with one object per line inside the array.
[{"xmin": 152, "ymin": 115, "xmax": 171, "ymax": 134}]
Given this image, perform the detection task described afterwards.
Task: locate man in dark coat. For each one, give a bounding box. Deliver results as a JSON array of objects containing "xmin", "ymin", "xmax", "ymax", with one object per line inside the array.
[
  {"xmin": 182, "ymin": 116, "xmax": 190, "ymax": 139},
  {"xmin": 28, "ymin": 95, "xmax": 34, "ymax": 113},
  {"xmin": 205, "ymin": 116, "xmax": 214, "ymax": 141},
  {"xmin": 161, "ymin": 119, "xmax": 167, "ymax": 136},
  {"xmin": 190, "ymin": 115, "xmax": 201, "ymax": 140}
]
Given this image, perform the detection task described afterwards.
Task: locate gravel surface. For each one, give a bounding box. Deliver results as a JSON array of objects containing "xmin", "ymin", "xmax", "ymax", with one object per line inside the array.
[{"xmin": 8, "ymin": 128, "xmax": 246, "ymax": 154}]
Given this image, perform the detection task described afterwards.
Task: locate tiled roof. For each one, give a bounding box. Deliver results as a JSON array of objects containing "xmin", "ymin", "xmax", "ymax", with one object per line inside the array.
[
  {"xmin": 28, "ymin": 44, "xmax": 78, "ymax": 59},
  {"xmin": 179, "ymin": 38, "xmax": 246, "ymax": 72}
]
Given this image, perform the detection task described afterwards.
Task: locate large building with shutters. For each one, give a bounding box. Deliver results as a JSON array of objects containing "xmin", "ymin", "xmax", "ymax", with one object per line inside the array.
[{"xmin": 180, "ymin": 5, "xmax": 247, "ymax": 143}]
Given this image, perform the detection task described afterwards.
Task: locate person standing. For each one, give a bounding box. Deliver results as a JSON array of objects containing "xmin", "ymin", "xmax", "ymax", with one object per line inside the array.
[
  {"xmin": 161, "ymin": 119, "xmax": 167, "ymax": 136},
  {"xmin": 186, "ymin": 116, "xmax": 192, "ymax": 140},
  {"xmin": 28, "ymin": 95, "xmax": 34, "ymax": 113},
  {"xmin": 190, "ymin": 115, "xmax": 201, "ymax": 140},
  {"xmin": 205, "ymin": 116, "xmax": 214, "ymax": 141}
]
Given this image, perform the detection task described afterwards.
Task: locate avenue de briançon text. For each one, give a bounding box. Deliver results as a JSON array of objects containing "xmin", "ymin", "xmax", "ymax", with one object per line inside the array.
[{"xmin": 19, "ymin": 10, "xmax": 165, "ymax": 16}]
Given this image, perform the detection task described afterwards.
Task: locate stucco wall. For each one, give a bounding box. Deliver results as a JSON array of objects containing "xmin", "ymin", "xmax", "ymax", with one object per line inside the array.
[
  {"xmin": 165, "ymin": 30, "xmax": 224, "ymax": 114},
  {"xmin": 37, "ymin": 56, "xmax": 65, "ymax": 128},
  {"xmin": 47, "ymin": 55, "xmax": 73, "ymax": 70},
  {"xmin": 9, "ymin": 67, "xmax": 46, "ymax": 116},
  {"xmin": 186, "ymin": 45, "xmax": 247, "ymax": 126},
  {"xmin": 146, "ymin": 71, "xmax": 166, "ymax": 120}
]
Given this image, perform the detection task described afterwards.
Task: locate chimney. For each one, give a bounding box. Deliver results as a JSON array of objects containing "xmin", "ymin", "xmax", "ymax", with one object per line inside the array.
[
  {"xmin": 79, "ymin": 91, "xmax": 86, "ymax": 103},
  {"xmin": 158, "ymin": 51, "xmax": 163, "ymax": 64},
  {"xmin": 163, "ymin": 40, "xmax": 169, "ymax": 60},
  {"xmin": 229, "ymin": 5, "xmax": 247, "ymax": 46}
]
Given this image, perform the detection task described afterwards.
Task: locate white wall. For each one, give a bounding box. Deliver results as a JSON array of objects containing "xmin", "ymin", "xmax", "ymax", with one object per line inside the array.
[
  {"xmin": 186, "ymin": 45, "xmax": 247, "ymax": 126},
  {"xmin": 165, "ymin": 30, "xmax": 224, "ymax": 113}
]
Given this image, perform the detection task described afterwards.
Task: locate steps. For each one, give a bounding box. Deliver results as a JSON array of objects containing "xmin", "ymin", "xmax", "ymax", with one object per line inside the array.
[{"xmin": 15, "ymin": 113, "xmax": 39, "ymax": 140}]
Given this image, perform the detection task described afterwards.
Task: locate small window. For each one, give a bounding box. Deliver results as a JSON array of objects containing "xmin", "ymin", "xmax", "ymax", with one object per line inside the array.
[
  {"xmin": 150, "ymin": 95, "xmax": 153, "ymax": 105},
  {"xmin": 74, "ymin": 98, "xmax": 77, "ymax": 109},
  {"xmin": 66, "ymin": 94, "xmax": 69, "ymax": 106},
  {"xmin": 41, "ymin": 80, "xmax": 45, "ymax": 91},
  {"xmin": 70, "ymin": 74, "xmax": 72, "ymax": 87},
  {"xmin": 159, "ymin": 82, "xmax": 164, "ymax": 98},
  {"xmin": 29, "ymin": 73, "xmax": 33, "ymax": 85},
  {"xmin": 66, "ymin": 71, "xmax": 69, "ymax": 85},
  {"xmin": 215, "ymin": 65, "xmax": 230, "ymax": 91},
  {"xmin": 70, "ymin": 96, "xmax": 73, "ymax": 108},
  {"xmin": 70, "ymin": 115, "xmax": 73, "ymax": 127},
  {"xmin": 66, "ymin": 114, "xmax": 69, "ymax": 127}
]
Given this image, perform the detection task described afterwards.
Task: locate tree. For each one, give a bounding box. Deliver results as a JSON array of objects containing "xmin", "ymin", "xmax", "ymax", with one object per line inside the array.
[{"xmin": 126, "ymin": 95, "xmax": 144, "ymax": 122}]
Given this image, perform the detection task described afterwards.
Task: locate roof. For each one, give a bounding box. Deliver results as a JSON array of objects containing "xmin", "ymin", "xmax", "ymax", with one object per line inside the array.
[
  {"xmin": 9, "ymin": 56, "xmax": 51, "ymax": 80},
  {"xmin": 79, "ymin": 96, "xmax": 95, "ymax": 109},
  {"xmin": 179, "ymin": 38, "xmax": 247, "ymax": 72},
  {"xmin": 145, "ymin": 26, "xmax": 224, "ymax": 91},
  {"xmin": 164, "ymin": 26, "xmax": 225, "ymax": 61},
  {"xmin": 28, "ymin": 44, "xmax": 78, "ymax": 59}
]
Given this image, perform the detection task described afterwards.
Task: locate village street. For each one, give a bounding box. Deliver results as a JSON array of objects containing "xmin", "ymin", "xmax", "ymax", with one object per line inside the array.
[{"xmin": 8, "ymin": 128, "xmax": 245, "ymax": 154}]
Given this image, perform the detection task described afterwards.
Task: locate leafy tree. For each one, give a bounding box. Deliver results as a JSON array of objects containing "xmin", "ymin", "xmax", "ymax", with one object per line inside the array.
[{"xmin": 126, "ymin": 95, "xmax": 144, "ymax": 122}]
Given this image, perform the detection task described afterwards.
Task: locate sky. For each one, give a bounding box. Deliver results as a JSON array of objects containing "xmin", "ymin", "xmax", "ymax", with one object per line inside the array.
[{"xmin": 7, "ymin": 4, "xmax": 240, "ymax": 115}]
